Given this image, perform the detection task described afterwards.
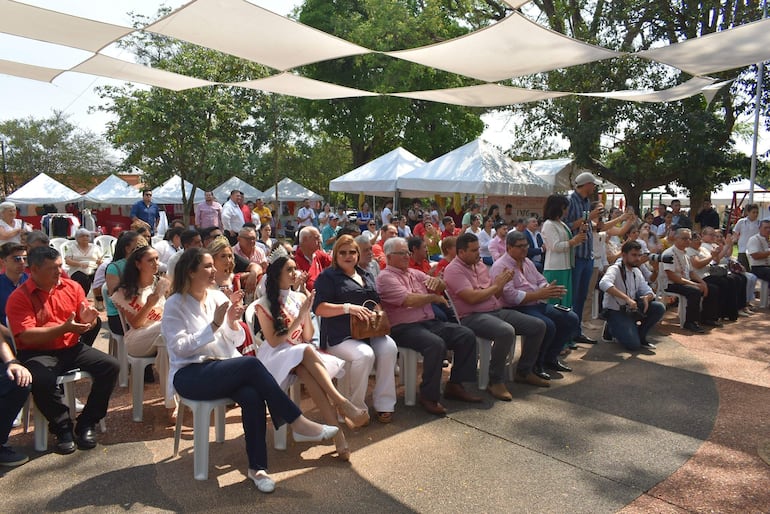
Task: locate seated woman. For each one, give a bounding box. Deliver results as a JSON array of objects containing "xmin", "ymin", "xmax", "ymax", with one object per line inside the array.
[
  {"xmin": 104, "ymin": 231, "xmax": 143, "ymax": 337},
  {"xmin": 313, "ymin": 235, "xmax": 397, "ymax": 424},
  {"xmin": 64, "ymin": 228, "xmax": 103, "ymax": 295},
  {"xmin": 256, "ymin": 246, "xmax": 366, "ymax": 460},
  {"xmin": 111, "ymin": 245, "xmax": 175, "ymax": 415},
  {"xmin": 255, "ymin": 223, "xmax": 277, "ymax": 254},
  {"xmin": 160, "ymin": 248, "xmax": 338, "ymax": 493},
  {"xmin": 423, "ymin": 221, "xmax": 442, "ymax": 262}
]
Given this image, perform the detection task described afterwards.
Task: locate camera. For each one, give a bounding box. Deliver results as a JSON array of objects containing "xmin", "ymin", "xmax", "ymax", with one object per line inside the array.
[{"xmin": 648, "ymin": 253, "xmax": 674, "ymax": 264}]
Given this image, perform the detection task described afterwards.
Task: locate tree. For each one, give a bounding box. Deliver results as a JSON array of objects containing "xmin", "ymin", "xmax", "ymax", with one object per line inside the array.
[
  {"xmin": 297, "ymin": 0, "xmax": 486, "ymax": 168},
  {"xmin": 0, "ymin": 112, "xmax": 115, "ymax": 193},
  {"xmin": 507, "ymin": 1, "xmax": 765, "ymax": 215}
]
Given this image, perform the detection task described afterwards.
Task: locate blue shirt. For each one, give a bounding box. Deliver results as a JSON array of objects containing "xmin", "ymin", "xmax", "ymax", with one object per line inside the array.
[
  {"xmin": 0, "ymin": 272, "xmax": 28, "ymax": 326},
  {"xmin": 565, "ymin": 192, "xmax": 593, "ymax": 260},
  {"xmin": 313, "ymin": 265, "xmax": 380, "ymax": 348},
  {"xmin": 130, "ymin": 200, "xmax": 160, "ymax": 235}
]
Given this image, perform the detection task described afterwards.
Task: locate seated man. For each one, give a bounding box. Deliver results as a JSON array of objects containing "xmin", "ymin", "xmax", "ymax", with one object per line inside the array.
[
  {"xmin": 294, "ymin": 226, "xmax": 332, "ymax": 291},
  {"xmin": 407, "ymin": 237, "xmax": 432, "ymax": 275},
  {"xmin": 747, "ymin": 220, "xmax": 770, "ymax": 283},
  {"xmin": 490, "ymin": 231, "xmax": 579, "ymax": 379},
  {"xmin": 377, "ymin": 237, "xmax": 482, "ymax": 416},
  {"xmin": 661, "ymin": 228, "xmax": 718, "ymax": 333},
  {"xmin": 444, "ymin": 233, "xmax": 547, "ymax": 401},
  {"xmin": 1, "ymin": 335, "xmax": 31, "ymax": 467},
  {"xmin": 0, "ymin": 243, "xmax": 29, "ymax": 341},
  {"xmin": 6, "ymin": 246, "xmax": 119, "ymax": 454},
  {"xmin": 599, "ymin": 241, "xmax": 665, "ymax": 351}
]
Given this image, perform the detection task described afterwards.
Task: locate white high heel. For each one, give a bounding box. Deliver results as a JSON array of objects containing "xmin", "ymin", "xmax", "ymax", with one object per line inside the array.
[{"xmin": 292, "ymin": 424, "xmax": 339, "ymax": 443}]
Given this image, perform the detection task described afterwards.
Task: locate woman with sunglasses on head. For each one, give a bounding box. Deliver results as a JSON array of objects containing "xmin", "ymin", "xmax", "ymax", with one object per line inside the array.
[
  {"xmin": 313, "ymin": 235, "xmax": 397, "ymax": 425},
  {"xmin": 255, "ymin": 246, "xmax": 359, "ymax": 460},
  {"xmin": 161, "ymin": 248, "xmax": 338, "ymax": 493}
]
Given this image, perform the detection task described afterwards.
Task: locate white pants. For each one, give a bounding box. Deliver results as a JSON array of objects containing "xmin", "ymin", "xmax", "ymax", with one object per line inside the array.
[{"xmin": 326, "ymin": 336, "xmax": 397, "ymax": 413}]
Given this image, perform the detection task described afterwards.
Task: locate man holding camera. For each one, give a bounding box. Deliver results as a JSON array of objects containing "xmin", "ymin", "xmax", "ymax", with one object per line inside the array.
[{"xmin": 599, "ymin": 241, "xmax": 665, "ymax": 351}]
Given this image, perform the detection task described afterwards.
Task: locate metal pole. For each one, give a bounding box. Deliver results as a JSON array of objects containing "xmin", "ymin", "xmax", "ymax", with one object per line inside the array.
[
  {"xmin": 0, "ymin": 136, "xmax": 7, "ymax": 197},
  {"xmin": 749, "ymin": 0, "xmax": 768, "ymax": 204}
]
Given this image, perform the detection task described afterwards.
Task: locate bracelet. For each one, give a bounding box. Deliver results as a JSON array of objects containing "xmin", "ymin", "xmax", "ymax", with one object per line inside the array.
[
  {"xmin": 6, "ymin": 359, "xmax": 21, "ymax": 366},
  {"xmin": 343, "ymin": 303, "xmax": 351, "ymax": 314},
  {"xmin": 212, "ymin": 320, "xmax": 221, "ymax": 330}
]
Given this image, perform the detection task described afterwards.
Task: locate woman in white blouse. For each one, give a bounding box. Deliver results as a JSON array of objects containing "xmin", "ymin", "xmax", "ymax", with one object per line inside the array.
[
  {"xmin": 541, "ymin": 195, "xmax": 586, "ymax": 307},
  {"xmin": 63, "ymin": 228, "xmax": 103, "ymax": 295},
  {"xmin": 161, "ymin": 248, "xmax": 338, "ymax": 493}
]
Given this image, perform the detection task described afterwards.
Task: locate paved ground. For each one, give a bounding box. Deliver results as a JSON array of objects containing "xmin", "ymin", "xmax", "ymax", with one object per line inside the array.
[{"xmin": 3, "ymin": 306, "xmax": 769, "ymax": 513}]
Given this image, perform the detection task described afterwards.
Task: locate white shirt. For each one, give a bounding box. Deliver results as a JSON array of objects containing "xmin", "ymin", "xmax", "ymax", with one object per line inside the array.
[
  {"xmin": 381, "ymin": 207, "xmax": 392, "ymax": 226},
  {"xmin": 747, "ymin": 233, "xmax": 770, "ymax": 267},
  {"xmin": 477, "ymin": 228, "xmax": 493, "ymax": 258},
  {"xmin": 661, "ymin": 246, "xmax": 691, "ymax": 290},
  {"xmin": 734, "ymin": 217, "xmax": 760, "ymax": 252},
  {"xmin": 296, "ymin": 206, "xmax": 316, "ymax": 228},
  {"xmin": 600, "ymin": 263, "xmax": 653, "ymax": 311},
  {"xmin": 161, "ymin": 290, "xmax": 245, "ymax": 385},
  {"xmin": 221, "ymin": 199, "xmax": 245, "ymax": 234}
]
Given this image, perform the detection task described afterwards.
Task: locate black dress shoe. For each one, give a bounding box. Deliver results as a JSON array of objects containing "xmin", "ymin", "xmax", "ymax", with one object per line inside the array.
[
  {"xmin": 640, "ymin": 340, "xmax": 657, "ymax": 349},
  {"xmin": 574, "ymin": 334, "xmax": 598, "ymax": 344},
  {"xmin": 74, "ymin": 424, "xmax": 97, "ymax": 450},
  {"xmin": 701, "ymin": 319, "xmax": 723, "ymax": 327},
  {"xmin": 54, "ymin": 429, "xmax": 76, "ymax": 455},
  {"xmin": 144, "ymin": 365, "xmax": 156, "ymax": 383},
  {"xmin": 683, "ymin": 321, "xmax": 705, "ymax": 333},
  {"xmin": 533, "ymin": 367, "xmax": 551, "ymax": 380},
  {"xmin": 545, "ymin": 360, "xmax": 573, "ymax": 373}
]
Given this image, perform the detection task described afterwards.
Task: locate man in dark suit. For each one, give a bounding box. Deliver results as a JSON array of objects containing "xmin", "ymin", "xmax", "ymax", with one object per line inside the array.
[{"xmin": 524, "ymin": 217, "xmax": 545, "ymax": 273}]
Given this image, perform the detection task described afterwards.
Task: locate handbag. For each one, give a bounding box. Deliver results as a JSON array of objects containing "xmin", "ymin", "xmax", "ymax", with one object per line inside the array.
[
  {"xmin": 707, "ymin": 264, "xmax": 728, "ymax": 277},
  {"xmin": 350, "ymin": 299, "xmax": 391, "ymax": 339}
]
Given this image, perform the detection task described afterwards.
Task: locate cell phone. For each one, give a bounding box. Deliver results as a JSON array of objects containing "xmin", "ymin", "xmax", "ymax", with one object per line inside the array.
[
  {"xmin": 233, "ymin": 274, "xmax": 241, "ymax": 292},
  {"xmin": 554, "ymin": 304, "xmax": 571, "ymax": 312}
]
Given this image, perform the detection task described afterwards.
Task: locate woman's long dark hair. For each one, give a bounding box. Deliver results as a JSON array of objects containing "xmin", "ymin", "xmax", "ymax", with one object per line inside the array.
[
  {"xmin": 264, "ymin": 255, "xmax": 290, "ymax": 336},
  {"xmin": 118, "ymin": 245, "xmax": 155, "ymax": 301},
  {"xmin": 113, "ymin": 231, "xmax": 140, "ymax": 261}
]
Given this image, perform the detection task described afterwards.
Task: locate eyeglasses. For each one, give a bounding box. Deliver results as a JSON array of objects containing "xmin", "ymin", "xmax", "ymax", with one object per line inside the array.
[
  {"xmin": 338, "ymin": 250, "xmax": 358, "ymax": 256},
  {"xmin": 12, "ymin": 255, "xmax": 27, "ymax": 262},
  {"xmin": 143, "ymin": 193, "xmax": 152, "ymax": 197},
  {"xmin": 239, "ymin": 236, "xmax": 257, "ymax": 241},
  {"xmin": 390, "ymin": 251, "xmax": 411, "ymax": 256},
  {"xmin": 368, "ymin": 223, "xmax": 376, "ymax": 226},
  {"xmin": 513, "ymin": 243, "xmax": 530, "ymax": 249}
]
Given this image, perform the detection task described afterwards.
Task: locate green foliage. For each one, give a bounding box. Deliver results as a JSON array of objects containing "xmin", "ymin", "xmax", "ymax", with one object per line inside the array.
[
  {"xmin": 297, "ymin": 0, "xmax": 486, "ymax": 166},
  {"xmin": 0, "ymin": 112, "xmax": 115, "ymax": 192}
]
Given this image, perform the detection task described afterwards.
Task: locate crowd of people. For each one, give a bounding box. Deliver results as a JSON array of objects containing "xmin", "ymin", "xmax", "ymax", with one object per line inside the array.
[{"xmin": 0, "ymin": 184, "xmax": 767, "ymax": 494}]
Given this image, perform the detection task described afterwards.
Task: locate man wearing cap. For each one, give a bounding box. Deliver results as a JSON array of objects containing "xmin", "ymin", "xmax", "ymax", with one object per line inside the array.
[
  {"xmin": 321, "ymin": 214, "xmax": 340, "ymax": 252},
  {"xmin": 565, "ymin": 171, "xmax": 603, "ymax": 344},
  {"xmin": 130, "ymin": 190, "xmax": 160, "ymax": 236}
]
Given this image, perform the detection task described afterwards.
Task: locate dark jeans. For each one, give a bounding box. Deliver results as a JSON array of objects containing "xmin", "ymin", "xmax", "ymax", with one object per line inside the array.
[
  {"xmin": 605, "ymin": 301, "xmax": 665, "ymax": 351},
  {"xmin": 515, "ymin": 303, "xmax": 580, "ymax": 366},
  {"xmin": 750, "ymin": 265, "xmax": 770, "ymax": 283},
  {"xmin": 390, "ymin": 320, "xmax": 477, "ymax": 402},
  {"xmin": 19, "ymin": 342, "xmax": 119, "ymax": 433},
  {"xmin": 572, "ymin": 257, "xmax": 594, "ymax": 329},
  {"xmin": 70, "ymin": 271, "xmax": 95, "ymax": 296},
  {"xmin": 173, "ymin": 358, "xmax": 302, "ymax": 472},
  {"xmin": 0, "ymin": 362, "xmax": 31, "ymax": 445},
  {"xmin": 704, "ymin": 274, "xmax": 739, "ymax": 320}
]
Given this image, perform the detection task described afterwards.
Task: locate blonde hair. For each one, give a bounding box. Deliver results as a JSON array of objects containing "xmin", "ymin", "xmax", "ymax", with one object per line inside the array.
[
  {"xmin": 207, "ymin": 235, "xmax": 231, "ymax": 256},
  {"xmin": 331, "ymin": 234, "xmax": 360, "ymax": 269}
]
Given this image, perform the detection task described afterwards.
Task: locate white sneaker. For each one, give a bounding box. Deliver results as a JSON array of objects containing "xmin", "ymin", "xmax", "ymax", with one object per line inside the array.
[
  {"xmin": 75, "ymin": 399, "xmax": 85, "ymax": 413},
  {"xmin": 248, "ymin": 469, "xmax": 275, "ymax": 494}
]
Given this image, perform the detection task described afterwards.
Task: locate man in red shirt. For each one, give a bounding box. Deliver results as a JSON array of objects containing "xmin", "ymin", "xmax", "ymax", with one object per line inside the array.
[
  {"xmin": 407, "ymin": 237, "xmax": 432, "ymax": 275},
  {"xmin": 441, "ymin": 216, "xmax": 461, "ymax": 239},
  {"xmin": 373, "ymin": 223, "xmax": 398, "ymax": 269},
  {"xmin": 6, "ymin": 246, "xmax": 119, "ymax": 454},
  {"xmin": 294, "ymin": 226, "xmax": 332, "ymax": 291}
]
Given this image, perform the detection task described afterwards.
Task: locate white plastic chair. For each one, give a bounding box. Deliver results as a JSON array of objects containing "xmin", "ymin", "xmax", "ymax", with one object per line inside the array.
[
  {"xmin": 397, "ymin": 347, "xmax": 419, "ymax": 406},
  {"xmin": 49, "ymin": 237, "xmax": 68, "ymax": 255},
  {"xmin": 94, "ymin": 235, "xmax": 117, "ymax": 258},
  {"xmin": 24, "ymin": 370, "xmax": 107, "ymax": 452},
  {"xmin": 173, "ymin": 396, "xmax": 232, "ymax": 480},
  {"xmin": 759, "ymin": 279, "xmax": 768, "ymax": 308}
]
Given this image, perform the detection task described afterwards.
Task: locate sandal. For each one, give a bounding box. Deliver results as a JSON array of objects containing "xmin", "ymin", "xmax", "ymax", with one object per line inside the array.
[
  {"xmin": 334, "ymin": 432, "xmax": 350, "ymax": 462},
  {"xmin": 377, "ymin": 412, "xmax": 393, "ymax": 424},
  {"xmin": 338, "ymin": 400, "xmax": 370, "ymax": 428}
]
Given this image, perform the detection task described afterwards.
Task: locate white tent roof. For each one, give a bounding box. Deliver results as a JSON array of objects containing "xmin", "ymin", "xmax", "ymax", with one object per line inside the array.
[
  {"xmin": 521, "ymin": 158, "xmax": 585, "ymax": 193},
  {"xmin": 330, "ymin": 147, "xmax": 426, "ymax": 196},
  {"xmin": 263, "ymin": 178, "xmax": 323, "ymax": 203},
  {"xmin": 710, "ymin": 178, "xmax": 770, "ymax": 204},
  {"xmin": 212, "ymin": 176, "xmax": 263, "ymax": 203},
  {"xmin": 397, "ymin": 139, "xmax": 552, "ymax": 197},
  {"xmin": 151, "ymin": 175, "xmax": 205, "ymax": 204},
  {"xmin": 83, "ymin": 174, "xmax": 141, "ymax": 205},
  {"xmin": 7, "ymin": 172, "xmax": 82, "ymax": 205}
]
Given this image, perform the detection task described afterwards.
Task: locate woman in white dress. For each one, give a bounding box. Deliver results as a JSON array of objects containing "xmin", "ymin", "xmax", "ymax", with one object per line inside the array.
[
  {"xmin": 255, "ymin": 246, "xmax": 366, "ymax": 460},
  {"xmin": 0, "ymin": 201, "xmax": 30, "ymax": 245},
  {"xmin": 64, "ymin": 228, "xmax": 103, "ymax": 295}
]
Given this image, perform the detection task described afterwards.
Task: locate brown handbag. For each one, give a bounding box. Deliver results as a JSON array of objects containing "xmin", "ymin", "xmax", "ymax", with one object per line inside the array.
[{"xmin": 350, "ymin": 299, "xmax": 391, "ymax": 339}]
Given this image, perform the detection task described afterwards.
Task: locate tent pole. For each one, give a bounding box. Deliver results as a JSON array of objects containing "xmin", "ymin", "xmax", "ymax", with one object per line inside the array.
[{"xmin": 749, "ymin": 0, "xmax": 768, "ymax": 204}]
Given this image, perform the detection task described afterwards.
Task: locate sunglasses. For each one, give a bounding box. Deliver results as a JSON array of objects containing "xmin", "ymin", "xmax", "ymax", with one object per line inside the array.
[
  {"xmin": 338, "ymin": 250, "xmax": 358, "ymax": 256},
  {"xmin": 13, "ymin": 255, "xmax": 28, "ymax": 262}
]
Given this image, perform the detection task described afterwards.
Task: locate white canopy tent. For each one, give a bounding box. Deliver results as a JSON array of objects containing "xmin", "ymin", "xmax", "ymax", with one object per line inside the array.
[
  {"xmin": 263, "ymin": 178, "xmax": 323, "ymax": 203},
  {"xmin": 396, "ymin": 139, "xmax": 552, "ymax": 197},
  {"xmin": 212, "ymin": 176, "xmax": 263, "ymax": 203},
  {"xmin": 83, "ymin": 174, "xmax": 141, "ymax": 205},
  {"xmin": 710, "ymin": 178, "xmax": 770, "ymax": 205},
  {"xmin": 151, "ymin": 175, "xmax": 205, "ymax": 204},
  {"xmin": 330, "ymin": 147, "xmax": 426, "ymax": 196},
  {"xmin": 7, "ymin": 172, "xmax": 82, "ymax": 205},
  {"xmin": 520, "ymin": 158, "xmax": 588, "ymax": 193}
]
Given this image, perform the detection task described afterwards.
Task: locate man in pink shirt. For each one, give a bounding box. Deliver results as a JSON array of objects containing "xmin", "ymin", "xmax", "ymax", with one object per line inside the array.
[
  {"xmin": 377, "ymin": 237, "xmax": 481, "ymax": 416},
  {"xmin": 444, "ymin": 233, "xmax": 547, "ymax": 401},
  {"xmin": 194, "ymin": 191, "xmax": 222, "ymax": 228},
  {"xmin": 487, "ymin": 220, "xmax": 509, "ymax": 261},
  {"xmin": 232, "ymin": 227, "xmax": 267, "ymax": 271}
]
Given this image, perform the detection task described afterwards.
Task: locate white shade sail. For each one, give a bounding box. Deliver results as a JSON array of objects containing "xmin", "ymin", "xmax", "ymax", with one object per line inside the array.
[
  {"xmin": 397, "ymin": 139, "xmax": 552, "ymax": 197},
  {"xmin": 145, "ymin": 0, "xmax": 371, "ymax": 71},
  {"xmin": 151, "ymin": 175, "xmax": 206, "ymax": 204},
  {"xmin": 386, "ymin": 12, "xmax": 621, "ymax": 82},
  {"xmin": 582, "ymin": 76, "xmax": 718, "ymax": 103},
  {"xmin": 0, "ymin": 58, "xmax": 62, "ymax": 83},
  {"xmin": 233, "ymin": 72, "xmax": 378, "ymax": 100},
  {"xmin": 212, "ymin": 176, "xmax": 263, "ymax": 203},
  {"xmin": 0, "ymin": 0, "xmax": 132, "ymax": 52},
  {"xmin": 638, "ymin": 17, "xmax": 770, "ymax": 76},
  {"xmin": 330, "ymin": 147, "xmax": 426, "ymax": 196},
  {"xmin": 7, "ymin": 172, "xmax": 83, "ymax": 205},
  {"xmin": 71, "ymin": 54, "xmax": 216, "ymax": 91},
  {"xmin": 393, "ymin": 83, "xmax": 568, "ymax": 107},
  {"xmin": 83, "ymin": 174, "xmax": 141, "ymax": 205},
  {"xmin": 263, "ymin": 177, "xmax": 323, "ymax": 202}
]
